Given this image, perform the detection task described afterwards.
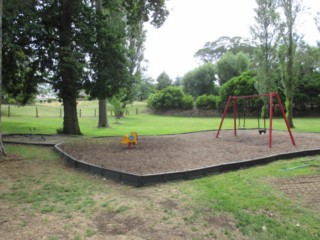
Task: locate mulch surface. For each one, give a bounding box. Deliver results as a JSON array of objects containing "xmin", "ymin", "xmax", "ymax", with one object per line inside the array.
[{"xmin": 58, "ymin": 130, "xmax": 320, "ymax": 175}]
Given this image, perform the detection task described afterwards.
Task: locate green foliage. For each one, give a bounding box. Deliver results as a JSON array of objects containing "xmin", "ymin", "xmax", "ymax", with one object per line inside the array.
[
  {"xmin": 295, "ymin": 72, "xmax": 320, "ymax": 110},
  {"xmin": 181, "ymin": 95, "xmax": 194, "ymax": 110},
  {"xmin": 216, "ymin": 52, "xmax": 250, "ymax": 85},
  {"xmin": 156, "ymin": 72, "xmax": 172, "ymax": 90},
  {"xmin": 110, "ymin": 96, "xmax": 127, "ymax": 120},
  {"xmin": 196, "ymin": 95, "xmax": 219, "ymax": 110},
  {"xmin": 251, "ymin": 0, "xmax": 279, "ymax": 95},
  {"xmin": 3, "ymin": 0, "xmax": 169, "ymax": 135},
  {"xmin": 135, "ymin": 77, "xmax": 156, "ymax": 101},
  {"xmin": 182, "ymin": 63, "xmax": 218, "ymax": 98},
  {"xmin": 194, "ymin": 36, "xmax": 254, "ymax": 63},
  {"xmin": 147, "ymin": 86, "xmax": 185, "ymax": 110},
  {"xmin": 219, "ymin": 71, "xmax": 257, "ymax": 104}
]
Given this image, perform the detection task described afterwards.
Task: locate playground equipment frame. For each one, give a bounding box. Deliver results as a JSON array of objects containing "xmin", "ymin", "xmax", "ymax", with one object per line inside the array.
[{"xmin": 216, "ymin": 92, "xmax": 296, "ymax": 148}]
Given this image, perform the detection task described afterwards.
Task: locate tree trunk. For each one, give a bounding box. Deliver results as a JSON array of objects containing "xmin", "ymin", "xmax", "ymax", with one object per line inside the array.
[
  {"xmin": 0, "ymin": 0, "xmax": 6, "ymax": 156},
  {"xmin": 63, "ymin": 97, "xmax": 81, "ymax": 134},
  {"xmin": 59, "ymin": 0, "xmax": 82, "ymax": 135},
  {"xmin": 0, "ymin": 0, "xmax": 3, "ymax": 123},
  {"xmin": 98, "ymin": 99, "xmax": 109, "ymax": 128}
]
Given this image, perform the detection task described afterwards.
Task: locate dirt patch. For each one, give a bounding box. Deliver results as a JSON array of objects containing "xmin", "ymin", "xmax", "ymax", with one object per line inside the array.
[
  {"xmin": 59, "ymin": 130, "xmax": 320, "ymax": 175},
  {"xmin": 3, "ymin": 134, "xmax": 85, "ymax": 145},
  {"xmin": 271, "ymin": 174, "xmax": 320, "ymax": 213}
]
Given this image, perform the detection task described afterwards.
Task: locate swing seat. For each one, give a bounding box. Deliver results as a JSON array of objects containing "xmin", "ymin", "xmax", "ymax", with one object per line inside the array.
[{"xmin": 259, "ymin": 129, "xmax": 267, "ymax": 135}]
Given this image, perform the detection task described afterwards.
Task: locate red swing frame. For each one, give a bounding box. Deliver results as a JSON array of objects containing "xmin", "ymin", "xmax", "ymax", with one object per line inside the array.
[{"xmin": 215, "ymin": 92, "xmax": 296, "ymax": 148}]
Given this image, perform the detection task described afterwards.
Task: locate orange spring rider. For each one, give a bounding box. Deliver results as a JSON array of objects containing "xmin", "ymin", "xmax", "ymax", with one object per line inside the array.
[{"xmin": 121, "ymin": 132, "xmax": 138, "ymax": 149}]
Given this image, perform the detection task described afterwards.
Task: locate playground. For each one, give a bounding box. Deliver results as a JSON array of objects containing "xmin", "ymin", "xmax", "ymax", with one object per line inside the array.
[{"xmin": 59, "ymin": 130, "xmax": 320, "ymax": 176}]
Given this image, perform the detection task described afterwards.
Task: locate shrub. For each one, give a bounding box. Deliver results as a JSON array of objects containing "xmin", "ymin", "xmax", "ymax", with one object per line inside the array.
[
  {"xmin": 196, "ymin": 95, "xmax": 219, "ymax": 109},
  {"xmin": 147, "ymin": 86, "xmax": 186, "ymax": 110},
  {"xmin": 181, "ymin": 95, "xmax": 194, "ymax": 110}
]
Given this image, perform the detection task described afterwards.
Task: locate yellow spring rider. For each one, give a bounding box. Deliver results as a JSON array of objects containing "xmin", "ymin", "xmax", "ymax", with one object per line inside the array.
[{"xmin": 121, "ymin": 132, "xmax": 138, "ymax": 149}]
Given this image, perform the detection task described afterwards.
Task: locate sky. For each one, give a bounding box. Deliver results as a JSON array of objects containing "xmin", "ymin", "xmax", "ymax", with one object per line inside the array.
[{"xmin": 143, "ymin": 0, "xmax": 320, "ymax": 80}]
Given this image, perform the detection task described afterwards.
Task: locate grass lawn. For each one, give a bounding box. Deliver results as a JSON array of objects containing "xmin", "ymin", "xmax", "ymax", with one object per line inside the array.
[
  {"xmin": 0, "ymin": 145, "xmax": 319, "ymax": 239},
  {"xmin": 0, "ymin": 101, "xmax": 320, "ymax": 239},
  {"xmin": 1, "ymin": 101, "xmax": 319, "ymax": 135}
]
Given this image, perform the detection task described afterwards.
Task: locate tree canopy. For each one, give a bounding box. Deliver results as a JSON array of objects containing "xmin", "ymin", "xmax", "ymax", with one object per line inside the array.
[{"xmin": 2, "ymin": 0, "xmax": 169, "ymax": 134}]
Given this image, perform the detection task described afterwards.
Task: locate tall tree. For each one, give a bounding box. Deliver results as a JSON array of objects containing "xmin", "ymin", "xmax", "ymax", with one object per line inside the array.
[
  {"xmin": 3, "ymin": 0, "xmax": 168, "ymax": 134},
  {"xmin": 315, "ymin": 12, "xmax": 320, "ymax": 46},
  {"xmin": 90, "ymin": 0, "xmax": 128, "ymax": 128},
  {"xmin": 250, "ymin": 0, "xmax": 279, "ymax": 94},
  {"xmin": 59, "ymin": 0, "xmax": 81, "ymax": 134},
  {"xmin": 278, "ymin": 0, "xmax": 302, "ymax": 128},
  {"xmin": 156, "ymin": 72, "xmax": 172, "ymax": 90},
  {"xmin": 89, "ymin": 0, "xmax": 168, "ymax": 127},
  {"xmin": 0, "ymin": 0, "xmax": 6, "ymax": 156},
  {"xmin": 0, "ymin": 0, "xmax": 2, "ymax": 122},
  {"xmin": 194, "ymin": 36, "xmax": 254, "ymax": 64},
  {"xmin": 2, "ymin": 1, "xmax": 41, "ymax": 105}
]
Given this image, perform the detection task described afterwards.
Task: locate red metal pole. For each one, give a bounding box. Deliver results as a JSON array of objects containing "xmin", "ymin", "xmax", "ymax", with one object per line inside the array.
[
  {"xmin": 275, "ymin": 93, "xmax": 296, "ymax": 146},
  {"xmin": 216, "ymin": 96, "xmax": 232, "ymax": 138},
  {"xmin": 269, "ymin": 93, "xmax": 273, "ymax": 148},
  {"xmin": 233, "ymin": 98, "xmax": 237, "ymax": 137}
]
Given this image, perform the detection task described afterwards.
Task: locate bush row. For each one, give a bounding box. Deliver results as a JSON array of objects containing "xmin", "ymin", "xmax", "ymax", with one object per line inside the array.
[{"xmin": 147, "ymin": 86, "xmax": 220, "ymax": 111}]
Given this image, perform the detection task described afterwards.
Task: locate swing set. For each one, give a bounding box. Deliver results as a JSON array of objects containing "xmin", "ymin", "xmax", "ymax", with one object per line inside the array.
[{"xmin": 216, "ymin": 92, "xmax": 296, "ymax": 148}]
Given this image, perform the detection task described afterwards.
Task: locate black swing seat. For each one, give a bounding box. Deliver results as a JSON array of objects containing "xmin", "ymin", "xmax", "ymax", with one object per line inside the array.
[{"xmin": 259, "ymin": 129, "xmax": 267, "ymax": 135}]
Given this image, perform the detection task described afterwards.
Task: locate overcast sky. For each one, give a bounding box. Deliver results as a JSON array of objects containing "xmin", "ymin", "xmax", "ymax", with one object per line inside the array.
[{"xmin": 143, "ymin": 0, "xmax": 320, "ymax": 80}]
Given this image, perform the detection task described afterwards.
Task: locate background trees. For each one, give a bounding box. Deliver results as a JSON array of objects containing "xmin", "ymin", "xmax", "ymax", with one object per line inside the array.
[
  {"xmin": 181, "ymin": 63, "xmax": 218, "ymax": 98},
  {"xmin": 156, "ymin": 72, "xmax": 172, "ymax": 90},
  {"xmin": 216, "ymin": 52, "xmax": 250, "ymax": 86}
]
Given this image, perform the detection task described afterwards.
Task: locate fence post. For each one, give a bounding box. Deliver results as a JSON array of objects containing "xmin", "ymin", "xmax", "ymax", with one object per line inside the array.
[
  {"xmin": 136, "ymin": 108, "xmax": 138, "ymax": 115},
  {"xmin": 94, "ymin": 109, "xmax": 96, "ymax": 117},
  {"xmin": 79, "ymin": 109, "xmax": 82, "ymax": 118},
  {"xmin": 60, "ymin": 108, "xmax": 62, "ymax": 118},
  {"xmin": 36, "ymin": 107, "xmax": 39, "ymax": 118},
  {"xmin": 8, "ymin": 106, "xmax": 10, "ymax": 117}
]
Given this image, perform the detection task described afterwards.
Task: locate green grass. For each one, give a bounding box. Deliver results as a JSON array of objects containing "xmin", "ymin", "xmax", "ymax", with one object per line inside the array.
[
  {"xmin": 1, "ymin": 101, "xmax": 320, "ymax": 239},
  {"xmin": 1, "ymin": 145, "xmax": 319, "ymax": 239},
  {"xmin": 184, "ymin": 156, "xmax": 320, "ymax": 240},
  {"xmin": 1, "ymin": 101, "xmax": 319, "ymax": 135},
  {"xmin": 0, "ymin": 145, "xmax": 104, "ymax": 217}
]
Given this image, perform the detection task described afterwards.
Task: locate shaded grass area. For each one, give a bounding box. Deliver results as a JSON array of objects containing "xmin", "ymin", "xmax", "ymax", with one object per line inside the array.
[{"xmin": 1, "ymin": 145, "xmax": 319, "ymax": 239}]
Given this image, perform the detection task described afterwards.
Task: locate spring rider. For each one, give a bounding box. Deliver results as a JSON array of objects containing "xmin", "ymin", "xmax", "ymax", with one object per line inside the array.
[{"xmin": 121, "ymin": 132, "xmax": 138, "ymax": 149}]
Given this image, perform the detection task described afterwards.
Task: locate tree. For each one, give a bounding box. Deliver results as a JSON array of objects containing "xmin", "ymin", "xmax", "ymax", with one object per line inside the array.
[
  {"xmin": 156, "ymin": 72, "xmax": 172, "ymax": 90},
  {"xmin": 294, "ymin": 43, "xmax": 320, "ymax": 110},
  {"xmin": 135, "ymin": 76, "xmax": 156, "ymax": 101},
  {"xmin": 315, "ymin": 12, "xmax": 320, "ymax": 46},
  {"xmin": 0, "ymin": 0, "xmax": 6, "ymax": 156},
  {"xmin": 89, "ymin": 0, "xmax": 168, "ymax": 127},
  {"xmin": 250, "ymin": 0, "xmax": 279, "ymax": 94},
  {"xmin": 0, "ymin": 0, "xmax": 2, "ymax": 121},
  {"xmin": 216, "ymin": 52, "xmax": 250, "ymax": 85},
  {"xmin": 89, "ymin": 0, "xmax": 129, "ymax": 128},
  {"xmin": 219, "ymin": 71, "xmax": 258, "ymax": 105},
  {"xmin": 278, "ymin": 0, "xmax": 302, "ymax": 128},
  {"xmin": 3, "ymin": 0, "xmax": 168, "ymax": 135},
  {"xmin": 2, "ymin": 1, "xmax": 42, "ymax": 106},
  {"xmin": 181, "ymin": 63, "xmax": 218, "ymax": 98},
  {"xmin": 194, "ymin": 36, "xmax": 254, "ymax": 64}
]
